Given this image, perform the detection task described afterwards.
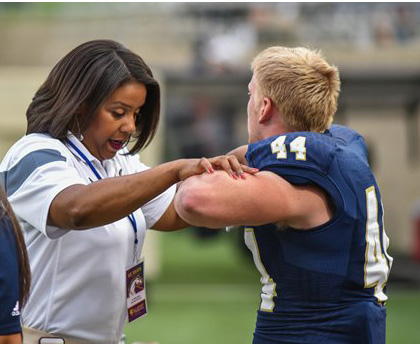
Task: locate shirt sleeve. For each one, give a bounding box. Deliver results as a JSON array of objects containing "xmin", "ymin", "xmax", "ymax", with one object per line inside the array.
[
  {"xmin": 0, "ymin": 217, "xmax": 21, "ymax": 335},
  {"xmin": 5, "ymin": 148, "xmax": 87, "ymax": 239},
  {"xmin": 142, "ymin": 184, "xmax": 176, "ymax": 229},
  {"xmin": 122, "ymin": 151, "xmax": 177, "ymax": 229}
]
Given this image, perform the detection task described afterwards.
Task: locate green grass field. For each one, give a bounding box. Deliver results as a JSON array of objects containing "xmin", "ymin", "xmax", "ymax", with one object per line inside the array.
[{"xmin": 124, "ymin": 229, "xmax": 420, "ymax": 344}]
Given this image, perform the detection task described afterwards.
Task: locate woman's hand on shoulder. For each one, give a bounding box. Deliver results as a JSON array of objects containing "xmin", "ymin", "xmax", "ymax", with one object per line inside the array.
[{"xmin": 177, "ymin": 155, "xmax": 258, "ymax": 181}]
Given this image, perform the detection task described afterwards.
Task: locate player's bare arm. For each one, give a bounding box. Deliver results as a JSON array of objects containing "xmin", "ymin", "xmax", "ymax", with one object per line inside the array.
[{"xmin": 174, "ymin": 170, "xmax": 332, "ymax": 229}]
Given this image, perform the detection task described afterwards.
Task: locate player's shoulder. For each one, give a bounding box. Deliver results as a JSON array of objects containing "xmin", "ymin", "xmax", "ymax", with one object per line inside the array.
[
  {"xmin": 328, "ymin": 124, "xmax": 369, "ymax": 158},
  {"xmin": 328, "ymin": 124, "xmax": 364, "ymax": 144},
  {"xmin": 246, "ymin": 130, "xmax": 335, "ymax": 173},
  {"xmin": 246, "ymin": 125, "xmax": 368, "ymax": 173}
]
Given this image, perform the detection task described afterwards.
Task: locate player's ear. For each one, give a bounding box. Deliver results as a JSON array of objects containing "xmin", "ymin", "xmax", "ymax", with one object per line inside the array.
[{"xmin": 258, "ymin": 97, "xmax": 274, "ymax": 124}]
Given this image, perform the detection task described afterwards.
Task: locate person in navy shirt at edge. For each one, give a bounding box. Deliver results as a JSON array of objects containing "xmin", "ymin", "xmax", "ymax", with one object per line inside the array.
[
  {"xmin": 0, "ymin": 185, "xmax": 31, "ymax": 344},
  {"xmin": 174, "ymin": 46, "xmax": 393, "ymax": 344}
]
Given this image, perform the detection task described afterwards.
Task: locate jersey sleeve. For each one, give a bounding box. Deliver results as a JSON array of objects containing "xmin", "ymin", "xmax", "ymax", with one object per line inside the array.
[
  {"xmin": 1, "ymin": 143, "xmax": 87, "ymax": 239},
  {"xmin": 246, "ymin": 132, "xmax": 345, "ymax": 215}
]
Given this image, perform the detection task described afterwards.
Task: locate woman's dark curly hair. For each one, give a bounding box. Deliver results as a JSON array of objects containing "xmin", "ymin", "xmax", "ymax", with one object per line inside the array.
[{"xmin": 26, "ymin": 39, "xmax": 160, "ymax": 154}]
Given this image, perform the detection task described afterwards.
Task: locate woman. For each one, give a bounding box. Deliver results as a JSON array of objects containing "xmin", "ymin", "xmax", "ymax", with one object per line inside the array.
[
  {"xmin": 0, "ymin": 40, "xmax": 254, "ymax": 344},
  {"xmin": 0, "ymin": 186, "xmax": 30, "ymax": 344}
]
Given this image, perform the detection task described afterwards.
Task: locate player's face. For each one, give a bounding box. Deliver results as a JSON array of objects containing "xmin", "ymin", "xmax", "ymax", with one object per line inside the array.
[
  {"xmin": 82, "ymin": 81, "xmax": 147, "ymax": 161},
  {"xmin": 247, "ymin": 76, "xmax": 263, "ymax": 143}
]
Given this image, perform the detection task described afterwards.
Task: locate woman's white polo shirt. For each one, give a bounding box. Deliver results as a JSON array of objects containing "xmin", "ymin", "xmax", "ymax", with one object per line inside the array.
[{"xmin": 0, "ymin": 133, "xmax": 175, "ymax": 343}]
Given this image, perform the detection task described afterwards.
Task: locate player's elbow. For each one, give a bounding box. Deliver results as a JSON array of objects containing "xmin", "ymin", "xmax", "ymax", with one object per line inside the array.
[
  {"xmin": 174, "ymin": 184, "xmax": 214, "ymax": 227},
  {"xmin": 175, "ymin": 187, "xmax": 202, "ymax": 220}
]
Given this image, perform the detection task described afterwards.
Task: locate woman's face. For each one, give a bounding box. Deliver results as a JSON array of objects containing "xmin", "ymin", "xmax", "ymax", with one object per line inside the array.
[{"xmin": 82, "ymin": 81, "xmax": 147, "ymax": 161}]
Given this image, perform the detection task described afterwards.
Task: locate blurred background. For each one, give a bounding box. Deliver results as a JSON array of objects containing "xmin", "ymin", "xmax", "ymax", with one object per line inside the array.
[{"xmin": 0, "ymin": 2, "xmax": 420, "ymax": 343}]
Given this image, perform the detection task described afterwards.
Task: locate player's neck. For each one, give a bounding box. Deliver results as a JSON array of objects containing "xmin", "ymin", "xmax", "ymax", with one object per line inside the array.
[{"xmin": 261, "ymin": 122, "xmax": 287, "ymax": 140}]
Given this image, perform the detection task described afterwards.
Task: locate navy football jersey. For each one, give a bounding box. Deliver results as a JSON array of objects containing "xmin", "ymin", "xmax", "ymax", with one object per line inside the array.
[
  {"xmin": 244, "ymin": 125, "xmax": 392, "ymax": 344},
  {"xmin": 0, "ymin": 212, "xmax": 21, "ymax": 335}
]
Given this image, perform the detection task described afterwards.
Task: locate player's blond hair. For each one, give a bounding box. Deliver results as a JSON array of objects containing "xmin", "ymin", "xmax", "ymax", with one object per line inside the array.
[{"xmin": 251, "ymin": 46, "xmax": 340, "ymax": 132}]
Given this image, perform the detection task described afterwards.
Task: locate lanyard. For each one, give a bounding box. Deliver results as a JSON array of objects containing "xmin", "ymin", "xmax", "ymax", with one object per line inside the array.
[{"xmin": 67, "ymin": 139, "xmax": 139, "ymax": 247}]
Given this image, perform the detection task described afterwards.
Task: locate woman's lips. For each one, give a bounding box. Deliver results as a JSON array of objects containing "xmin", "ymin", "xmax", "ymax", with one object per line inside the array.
[{"xmin": 109, "ymin": 139, "xmax": 125, "ymax": 150}]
